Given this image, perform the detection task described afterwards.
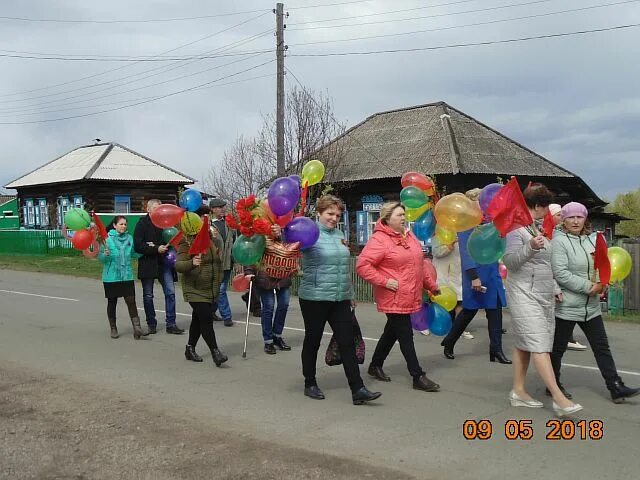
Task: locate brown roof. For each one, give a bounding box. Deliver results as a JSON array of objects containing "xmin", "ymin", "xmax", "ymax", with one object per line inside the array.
[{"xmin": 0, "ymin": 195, "xmax": 16, "ymax": 206}]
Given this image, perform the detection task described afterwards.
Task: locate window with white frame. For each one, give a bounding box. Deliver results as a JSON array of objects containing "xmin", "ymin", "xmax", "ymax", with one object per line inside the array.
[
  {"xmin": 73, "ymin": 195, "xmax": 83, "ymax": 209},
  {"xmin": 57, "ymin": 197, "xmax": 70, "ymax": 227},
  {"xmin": 24, "ymin": 198, "xmax": 35, "ymax": 227},
  {"xmin": 38, "ymin": 199, "xmax": 49, "ymax": 227}
]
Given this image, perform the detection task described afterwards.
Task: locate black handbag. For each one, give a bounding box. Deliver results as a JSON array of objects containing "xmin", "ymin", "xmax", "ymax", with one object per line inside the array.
[{"xmin": 325, "ymin": 310, "xmax": 365, "ymax": 366}]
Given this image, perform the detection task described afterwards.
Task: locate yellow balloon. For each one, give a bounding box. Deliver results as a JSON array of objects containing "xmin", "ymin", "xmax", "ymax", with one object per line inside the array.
[
  {"xmin": 434, "ymin": 193, "xmax": 483, "ymax": 233},
  {"xmin": 180, "ymin": 212, "xmax": 203, "ymax": 235},
  {"xmin": 432, "ymin": 285, "xmax": 458, "ymax": 311},
  {"xmin": 301, "ymin": 160, "xmax": 325, "ymax": 186},
  {"xmin": 435, "ymin": 225, "xmax": 457, "ymax": 245},
  {"xmin": 405, "ymin": 204, "xmax": 429, "ymax": 221},
  {"xmin": 608, "ymin": 246, "xmax": 632, "ymax": 283}
]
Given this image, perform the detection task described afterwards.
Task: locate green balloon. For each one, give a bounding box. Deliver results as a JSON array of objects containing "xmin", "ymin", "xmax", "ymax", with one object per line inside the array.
[
  {"xmin": 232, "ymin": 234, "xmax": 266, "ymax": 266},
  {"xmin": 64, "ymin": 208, "xmax": 91, "ymax": 231},
  {"xmin": 467, "ymin": 223, "xmax": 506, "ymax": 265},
  {"xmin": 162, "ymin": 227, "xmax": 179, "ymax": 244},
  {"xmin": 400, "ymin": 186, "xmax": 428, "ymax": 209}
]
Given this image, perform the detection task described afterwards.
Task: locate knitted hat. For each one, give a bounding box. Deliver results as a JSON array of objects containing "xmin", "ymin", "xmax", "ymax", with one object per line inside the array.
[
  {"xmin": 560, "ymin": 202, "xmax": 588, "ymax": 220},
  {"xmin": 548, "ymin": 204, "xmax": 562, "ymax": 216}
]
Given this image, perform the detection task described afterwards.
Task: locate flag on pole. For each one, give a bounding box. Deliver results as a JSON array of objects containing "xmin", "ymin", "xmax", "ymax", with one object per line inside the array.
[{"xmin": 486, "ymin": 177, "xmax": 534, "ymax": 237}]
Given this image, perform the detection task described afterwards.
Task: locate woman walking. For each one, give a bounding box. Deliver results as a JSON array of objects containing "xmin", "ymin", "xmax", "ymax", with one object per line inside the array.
[
  {"xmin": 98, "ymin": 215, "xmax": 148, "ymax": 339},
  {"xmin": 357, "ymin": 202, "xmax": 441, "ymax": 392},
  {"xmin": 503, "ymin": 185, "xmax": 581, "ymax": 416},
  {"xmin": 175, "ymin": 219, "xmax": 228, "ymax": 367},
  {"xmin": 551, "ymin": 202, "xmax": 639, "ymax": 403},
  {"xmin": 299, "ymin": 195, "xmax": 381, "ymax": 405}
]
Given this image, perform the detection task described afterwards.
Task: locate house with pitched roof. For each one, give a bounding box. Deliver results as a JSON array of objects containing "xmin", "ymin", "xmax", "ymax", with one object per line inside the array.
[
  {"xmin": 311, "ymin": 101, "xmax": 621, "ymax": 245},
  {"xmin": 4, "ymin": 141, "xmax": 194, "ymax": 229}
]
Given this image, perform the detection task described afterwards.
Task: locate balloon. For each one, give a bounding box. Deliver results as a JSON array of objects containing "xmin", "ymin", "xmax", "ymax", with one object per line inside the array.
[
  {"xmin": 401, "ymin": 172, "xmax": 434, "ymax": 192},
  {"xmin": 499, "ymin": 263, "xmax": 508, "ymax": 280},
  {"xmin": 478, "ymin": 183, "xmax": 503, "ymax": 214},
  {"xmin": 412, "ymin": 210, "xmax": 436, "ymax": 241},
  {"xmin": 64, "ymin": 208, "xmax": 91, "ymax": 231},
  {"xmin": 82, "ymin": 239, "xmax": 100, "ymax": 258},
  {"xmin": 180, "ymin": 212, "xmax": 203, "ymax": 235},
  {"xmin": 261, "ymin": 199, "xmax": 294, "ymax": 228},
  {"xmin": 290, "ymin": 174, "xmax": 302, "ymax": 186},
  {"xmin": 434, "ymin": 193, "xmax": 483, "ymax": 232},
  {"xmin": 435, "ymin": 225, "xmax": 457, "ymax": 245},
  {"xmin": 467, "ymin": 223, "xmax": 506, "ymax": 265},
  {"xmin": 268, "ymin": 177, "xmax": 300, "ymax": 216},
  {"xmin": 150, "ymin": 204, "xmax": 184, "ymax": 229},
  {"xmin": 427, "ymin": 303, "xmax": 452, "ymax": 336},
  {"xmin": 400, "ymin": 186, "xmax": 428, "ymax": 209},
  {"xmin": 162, "ymin": 248, "xmax": 177, "ymax": 267},
  {"xmin": 283, "ymin": 217, "xmax": 320, "ymax": 250},
  {"xmin": 231, "ymin": 273, "xmax": 250, "ymax": 292},
  {"xmin": 232, "ymin": 234, "xmax": 266, "ymax": 266},
  {"xmin": 179, "ymin": 189, "xmax": 202, "ymax": 213},
  {"xmin": 405, "ymin": 203, "xmax": 430, "ymax": 222},
  {"xmin": 162, "ymin": 227, "xmax": 179, "ymax": 244},
  {"xmin": 71, "ymin": 229, "xmax": 93, "ymax": 250},
  {"xmin": 410, "ymin": 303, "xmax": 430, "ymax": 331},
  {"xmin": 608, "ymin": 247, "xmax": 632, "ymax": 283},
  {"xmin": 432, "ymin": 285, "xmax": 458, "ymax": 311},
  {"xmin": 301, "ymin": 160, "xmax": 325, "ymax": 186},
  {"xmin": 423, "ymin": 258, "xmax": 437, "ymax": 283}
]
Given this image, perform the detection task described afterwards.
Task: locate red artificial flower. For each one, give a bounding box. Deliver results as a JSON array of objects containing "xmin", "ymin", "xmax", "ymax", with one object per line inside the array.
[
  {"xmin": 253, "ymin": 218, "xmax": 272, "ymax": 236},
  {"xmin": 239, "ymin": 226, "xmax": 253, "ymax": 237}
]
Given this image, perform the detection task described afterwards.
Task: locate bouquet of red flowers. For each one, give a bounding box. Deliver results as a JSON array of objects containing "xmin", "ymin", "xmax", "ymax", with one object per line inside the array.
[{"xmin": 225, "ymin": 194, "xmax": 272, "ymax": 237}]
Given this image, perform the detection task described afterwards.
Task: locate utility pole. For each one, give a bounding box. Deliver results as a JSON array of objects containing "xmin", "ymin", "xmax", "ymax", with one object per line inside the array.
[{"xmin": 275, "ymin": 3, "xmax": 286, "ymax": 176}]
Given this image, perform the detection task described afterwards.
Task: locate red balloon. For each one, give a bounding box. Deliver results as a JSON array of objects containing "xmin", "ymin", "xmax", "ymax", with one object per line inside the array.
[
  {"xmin": 262, "ymin": 199, "xmax": 294, "ymax": 228},
  {"xmin": 401, "ymin": 172, "xmax": 434, "ymax": 192},
  {"xmin": 71, "ymin": 229, "xmax": 93, "ymax": 250},
  {"xmin": 423, "ymin": 258, "xmax": 437, "ymax": 283},
  {"xmin": 231, "ymin": 273, "xmax": 250, "ymax": 292},
  {"xmin": 150, "ymin": 204, "xmax": 184, "ymax": 229},
  {"xmin": 499, "ymin": 263, "xmax": 508, "ymax": 280}
]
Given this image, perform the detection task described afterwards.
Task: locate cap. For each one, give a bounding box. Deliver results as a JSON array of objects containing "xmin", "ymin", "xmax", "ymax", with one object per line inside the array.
[
  {"xmin": 548, "ymin": 204, "xmax": 562, "ymax": 216},
  {"xmin": 208, "ymin": 197, "xmax": 227, "ymax": 208}
]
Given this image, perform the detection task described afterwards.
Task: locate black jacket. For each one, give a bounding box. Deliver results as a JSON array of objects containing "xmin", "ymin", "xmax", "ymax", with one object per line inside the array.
[{"xmin": 134, "ymin": 214, "xmax": 168, "ymax": 280}]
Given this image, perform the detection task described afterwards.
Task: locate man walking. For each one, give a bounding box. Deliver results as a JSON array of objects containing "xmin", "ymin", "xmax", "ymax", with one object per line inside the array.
[
  {"xmin": 134, "ymin": 199, "xmax": 184, "ymax": 335},
  {"xmin": 209, "ymin": 198, "xmax": 235, "ymax": 327}
]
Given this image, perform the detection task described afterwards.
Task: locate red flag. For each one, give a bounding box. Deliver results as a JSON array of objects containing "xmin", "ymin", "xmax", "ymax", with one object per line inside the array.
[
  {"xmin": 91, "ymin": 212, "xmax": 108, "ymax": 241},
  {"xmin": 169, "ymin": 231, "xmax": 184, "ymax": 248},
  {"xmin": 486, "ymin": 177, "xmax": 533, "ymax": 237},
  {"xmin": 296, "ymin": 182, "xmax": 309, "ymax": 218},
  {"xmin": 188, "ymin": 214, "xmax": 211, "ymax": 255},
  {"xmin": 593, "ymin": 232, "xmax": 611, "ymax": 285},
  {"xmin": 542, "ymin": 211, "xmax": 555, "ymax": 240}
]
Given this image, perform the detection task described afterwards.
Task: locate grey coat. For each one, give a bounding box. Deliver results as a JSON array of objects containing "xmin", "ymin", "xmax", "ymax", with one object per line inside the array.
[
  {"xmin": 211, "ymin": 218, "xmax": 235, "ymax": 271},
  {"xmin": 503, "ymin": 226, "xmax": 559, "ymax": 353}
]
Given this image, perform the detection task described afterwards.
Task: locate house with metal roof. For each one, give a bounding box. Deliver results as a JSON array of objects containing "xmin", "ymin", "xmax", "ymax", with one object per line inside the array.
[
  {"xmin": 4, "ymin": 142, "xmax": 194, "ymax": 229},
  {"xmin": 311, "ymin": 101, "xmax": 620, "ymax": 245}
]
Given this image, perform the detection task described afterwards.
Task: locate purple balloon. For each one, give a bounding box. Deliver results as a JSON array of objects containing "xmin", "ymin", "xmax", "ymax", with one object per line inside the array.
[
  {"xmin": 283, "ymin": 217, "xmax": 320, "ymax": 250},
  {"xmin": 268, "ymin": 177, "xmax": 300, "ymax": 216},
  {"xmin": 479, "ymin": 183, "xmax": 503, "ymax": 214},
  {"xmin": 163, "ymin": 248, "xmax": 177, "ymax": 267},
  {"xmin": 410, "ymin": 303, "xmax": 430, "ymax": 331}
]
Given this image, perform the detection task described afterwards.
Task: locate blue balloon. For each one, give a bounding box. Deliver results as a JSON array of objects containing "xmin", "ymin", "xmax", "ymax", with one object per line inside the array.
[
  {"xmin": 412, "ymin": 210, "xmax": 436, "ymax": 241},
  {"xmin": 179, "ymin": 189, "xmax": 202, "ymax": 213},
  {"xmin": 427, "ymin": 303, "xmax": 452, "ymax": 336}
]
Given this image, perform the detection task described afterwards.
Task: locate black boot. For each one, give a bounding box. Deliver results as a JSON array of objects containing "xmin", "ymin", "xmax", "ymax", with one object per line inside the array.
[
  {"xmin": 608, "ymin": 378, "xmax": 640, "ymax": 404},
  {"xmin": 441, "ymin": 340, "xmax": 455, "ymax": 360},
  {"xmin": 264, "ymin": 343, "xmax": 277, "ymax": 355},
  {"xmin": 211, "ymin": 348, "xmax": 228, "ymax": 367},
  {"xmin": 490, "ymin": 350, "xmax": 512, "ymax": 364},
  {"xmin": 304, "ymin": 385, "xmax": 325, "ymax": 400},
  {"xmin": 352, "ymin": 386, "xmax": 382, "ymax": 405},
  {"xmin": 273, "ymin": 336, "xmax": 291, "ymax": 351},
  {"xmin": 545, "ymin": 383, "xmax": 573, "ymax": 400},
  {"xmin": 367, "ymin": 365, "xmax": 391, "ymax": 382},
  {"xmin": 413, "ymin": 375, "xmax": 440, "ymax": 392},
  {"xmin": 108, "ymin": 317, "xmax": 119, "ymax": 339},
  {"xmin": 185, "ymin": 345, "xmax": 203, "ymax": 362}
]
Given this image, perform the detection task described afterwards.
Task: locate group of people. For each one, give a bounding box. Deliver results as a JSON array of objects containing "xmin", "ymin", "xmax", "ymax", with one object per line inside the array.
[{"xmin": 96, "ymin": 189, "xmax": 638, "ymax": 410}]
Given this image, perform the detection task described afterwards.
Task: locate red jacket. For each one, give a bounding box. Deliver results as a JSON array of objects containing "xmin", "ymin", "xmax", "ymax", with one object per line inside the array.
[{"xmin": 356, "ymin": 221, "xmax": 438, "ymax": 314}]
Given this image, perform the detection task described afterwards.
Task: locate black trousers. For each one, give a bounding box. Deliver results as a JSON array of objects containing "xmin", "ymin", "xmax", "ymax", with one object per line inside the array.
[
  {"xmin": 442, "ymin": 307, "xmax": 504, "ymax": 352},
  {"xmin": 551, "ymin": 316, "xmax": 619, "ymax": 387},
  {"xmin": 107, "ymin": 296, "xmax": 138, "ymax": 320},
  {"xmin": 370, "ymin": 314, "xmax": 425, "ymax": 378},
  {"xmin": 188, "ymin": 302, "xmax": 219, "ymax": 351},
  {"xmin": 300, "ymin": 299, "xmax": 364, "ymax": 393}
]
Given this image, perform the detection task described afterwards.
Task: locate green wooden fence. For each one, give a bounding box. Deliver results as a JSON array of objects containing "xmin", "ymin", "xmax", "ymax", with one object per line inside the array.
[{"xmin": 0, "ymin": 229, "xmax": 80, "ymax": 256}]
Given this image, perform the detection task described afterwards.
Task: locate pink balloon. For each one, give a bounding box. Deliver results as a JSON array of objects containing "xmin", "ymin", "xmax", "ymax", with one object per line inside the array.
[
  {"xmin": 499, "ymin": 263, "xmax": 508, "ymax": 280},
  {"xmin": 231, "ymin": 274, "xmax": 250, "ymax": 292}
]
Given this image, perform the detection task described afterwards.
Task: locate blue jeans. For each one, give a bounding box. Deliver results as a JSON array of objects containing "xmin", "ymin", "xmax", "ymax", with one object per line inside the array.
[
  {"xmin": 141, "ymin": 265, "xmax": 176, "ymax": 328},
  {"xmin": 213, "ymin": 270, "xmax": 232, "ymax": 322},
  {"xmin": 258, "ymin": 286, "xmax": 290, "ymax": 343}
]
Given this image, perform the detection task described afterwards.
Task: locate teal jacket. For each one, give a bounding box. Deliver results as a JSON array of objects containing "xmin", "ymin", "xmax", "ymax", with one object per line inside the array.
[
  {"xmin": 550, "ymin": 229, "xmax": 601, "ymax": 322},
  {"xmin": 299, "ymin": 223, "xmax": 353, "ymax": 302},
  {"xmin": 98, "ymin": 230, "xmax": 141, "ymax": 283}
]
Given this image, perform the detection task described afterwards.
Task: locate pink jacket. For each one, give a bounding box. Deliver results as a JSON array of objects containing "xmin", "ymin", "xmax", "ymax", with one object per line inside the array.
[{"xmin": 356, "ymin": 221, "xmax": 438, "ymax": 314}]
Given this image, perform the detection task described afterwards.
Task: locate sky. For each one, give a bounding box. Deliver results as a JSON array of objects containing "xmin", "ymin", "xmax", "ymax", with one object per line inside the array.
[{"xmin": 0, "ymin": 0, "xmax": 638, "ymax": 201}]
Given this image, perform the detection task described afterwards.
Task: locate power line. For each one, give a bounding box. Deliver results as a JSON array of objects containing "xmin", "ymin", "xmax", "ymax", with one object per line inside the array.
[
  {"xmin": 288, "ymin": 0, "xmax": 372, "ymax": 9},
  {"xmin": 290, "ymin": 23, "xmax": 640, "ymax": 56},
  {"xmin": 0, "ymin": 60, "xmax": 275, "ymax": 125},
  {"xmin": 0, "ymin": 49, "xmax": 272, "ymax": 62},
  {"xmin": 288, "ymin": 0, "xmax": 559, "ymax": 30},
  {"xmin": 289, "ymin": 0, "xmax": 640, "ymax": 46}
]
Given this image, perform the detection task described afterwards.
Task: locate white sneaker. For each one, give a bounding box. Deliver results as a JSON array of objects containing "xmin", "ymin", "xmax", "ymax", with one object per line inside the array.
[
  {"xmin": 567, "ymin": 341, "xmax": 587, "ymax": 351},
  {"xmin": 462, "ymin": 331, "xmax": 474, "ymax": 340},
  {"xmin": 420, "ymin": 329, "xmax": 430, "ymax": 336}
]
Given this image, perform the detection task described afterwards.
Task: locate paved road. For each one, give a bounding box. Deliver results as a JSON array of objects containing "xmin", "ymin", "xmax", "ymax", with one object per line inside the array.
[{"xmin": 1, "ymin": 269, "xmax": 639, "ymax": 479}]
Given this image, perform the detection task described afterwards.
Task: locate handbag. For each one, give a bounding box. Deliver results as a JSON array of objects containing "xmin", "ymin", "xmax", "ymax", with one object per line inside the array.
[
  {"xmin": 325, "ymin": 310, "xmax": 366, "ymax": 366},
  {"xmin": 260, "ymin": 237, "xmax": 300, "ymax": 279}
]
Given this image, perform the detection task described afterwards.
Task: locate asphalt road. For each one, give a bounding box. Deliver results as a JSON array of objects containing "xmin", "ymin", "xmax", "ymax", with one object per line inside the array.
[{"xmin": 1, "ymin": 269, "xmax": 639, "ymax": 479}]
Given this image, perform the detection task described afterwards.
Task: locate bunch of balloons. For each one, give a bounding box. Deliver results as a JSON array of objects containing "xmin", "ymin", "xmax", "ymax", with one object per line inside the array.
[
  {"xmin": 400, "ymin": 172, "xmax": 437, "ymax": 241},
  {"xmin": 63, "ymin": 208, "xmax": 100, "ymax": 257},
  {"xmin": 434, "ymin": 193, "xmax": 483, "ymax": 234},
  {"xmin": 410, "ymin": 302, "xmax": 452, "ymax": 336}
]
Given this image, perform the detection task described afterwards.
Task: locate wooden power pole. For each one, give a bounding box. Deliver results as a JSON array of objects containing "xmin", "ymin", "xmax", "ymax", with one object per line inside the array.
[{"xmin": 275, "ymin": 3, "xmax": 286, "ymax": 176}]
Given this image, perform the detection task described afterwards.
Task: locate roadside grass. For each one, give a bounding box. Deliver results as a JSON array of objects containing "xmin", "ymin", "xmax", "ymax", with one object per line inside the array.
[{"xmin": 0, "ymin": 254, "xmax": 110, "ymax": 280}]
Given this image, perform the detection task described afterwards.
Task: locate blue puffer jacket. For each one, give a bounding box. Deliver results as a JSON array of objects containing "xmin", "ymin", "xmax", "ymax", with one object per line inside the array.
[
  {"xmin": 298, "ymin": 223, "xmax": 353, "ymax": 302},
  {"xmin": 98, "ymin": 230, "xmax": 141, "ymax": 283}
]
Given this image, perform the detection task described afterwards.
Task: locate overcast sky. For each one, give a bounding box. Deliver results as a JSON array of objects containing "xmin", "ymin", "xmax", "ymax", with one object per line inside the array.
[{"xmin": 0, "ymin": 0, "xmax": 638, "ymax": 201}]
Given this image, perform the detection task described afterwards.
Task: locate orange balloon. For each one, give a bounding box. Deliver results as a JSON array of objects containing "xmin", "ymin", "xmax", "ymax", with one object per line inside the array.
[{"xmin": 434, "ymin": 193, "xmax": 483, "ymax": 233}]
